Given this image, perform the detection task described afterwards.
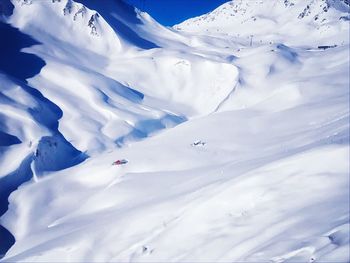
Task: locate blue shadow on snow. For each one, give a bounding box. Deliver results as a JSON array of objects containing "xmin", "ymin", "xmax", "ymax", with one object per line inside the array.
[
  {"xmin": 115, "ymin": 114, "xmax": 186, "ymax": 146},
  {"xmin": 0, "ymin": 22, "xmax": 46, "ymax": 82},
  {"xmin": 0, "ymin": 21, "xmax": 87, "ymax": 258},
  {"xmin": 75, "ymin": 0, "xmax": 159, "ymax": 50}
]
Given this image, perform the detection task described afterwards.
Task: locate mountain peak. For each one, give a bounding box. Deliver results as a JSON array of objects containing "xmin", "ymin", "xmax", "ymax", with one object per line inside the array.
[
  {"xmin": 174, "ymin": 0, "xmax": 349, "ymax": 45},
  {"xmin": 7, "ymin": 0, "xmax": 124, "ymax": 54}
]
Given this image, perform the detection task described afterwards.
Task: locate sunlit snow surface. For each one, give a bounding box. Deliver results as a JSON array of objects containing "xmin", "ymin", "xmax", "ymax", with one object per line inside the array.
[{"xmin": 0, "ymin": 0, "xmax": 349, "ymax": 262}]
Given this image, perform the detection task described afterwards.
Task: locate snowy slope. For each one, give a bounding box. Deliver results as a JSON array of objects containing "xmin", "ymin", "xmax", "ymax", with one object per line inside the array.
[
  {"xmin": 0, "ymin": 0, "xmax": 349, "ymax": 261},
  {"xmin": 175, "ymin": 0, "xmax": 350, "ymax": 46},
  {"xmin": 3, "ymin": 0, "xmax": 238, "ymax": 155}
]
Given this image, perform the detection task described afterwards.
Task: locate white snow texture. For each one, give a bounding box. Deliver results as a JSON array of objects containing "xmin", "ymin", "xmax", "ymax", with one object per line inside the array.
[{"xmin": 0, "ymin": 0, "xmax": 349, "ymax": 262}]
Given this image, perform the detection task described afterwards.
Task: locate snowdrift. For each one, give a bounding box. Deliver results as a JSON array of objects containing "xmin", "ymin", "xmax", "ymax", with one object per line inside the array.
[{"xmin": 0, "ymin": 0, "xmax": 349, "ymax": 261}]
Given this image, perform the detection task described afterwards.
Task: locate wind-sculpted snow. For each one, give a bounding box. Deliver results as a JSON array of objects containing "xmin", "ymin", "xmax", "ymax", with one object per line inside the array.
[
  {"xmin": 0, "ymin": 22, "xmax": 45, "ymax": 83},
  {"xmin": 0, "ymin": 23, "xmax": 88, "ymax": 257},
  {"xmin": 75, "ymin": 0, "xmax": 160, "ymax": 49},
  {"xmin": 0, "ymin": 0, "xmax": 349, "ymax": 261},
  {"xmin": 3, "ymin": 0, "xmax": 238, "ymax": 154}
]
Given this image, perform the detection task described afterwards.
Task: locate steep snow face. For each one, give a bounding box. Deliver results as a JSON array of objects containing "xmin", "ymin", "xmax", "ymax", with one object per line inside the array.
[
  {"xmin": 0, "ymin": 0, "xmax": 349, "ymax": 262},
  {"xmin": 2, "ymin": 43, "xmax": 349, "ymax": 261},
  {"xmin": 5, "ymin": 0, "xmax": 238, "ymax": 155},
  {"xmin": 174, "ymin": 0, "xmax": 350, "ymax": 45},
  {"xmin": 10, "ymin": 0, "xmax": 122, "ymax": 54}
]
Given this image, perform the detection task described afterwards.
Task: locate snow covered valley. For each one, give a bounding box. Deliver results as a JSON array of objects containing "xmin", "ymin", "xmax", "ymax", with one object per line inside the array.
[{"xmin": 0, "ymin": 0, "xmax": 349, "ymax": 262}]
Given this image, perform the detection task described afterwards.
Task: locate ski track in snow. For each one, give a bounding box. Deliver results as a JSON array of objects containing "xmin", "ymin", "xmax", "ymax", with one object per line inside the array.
[{"xmin": 0, "ymin": 0, "xmax": 349, "ymax": 261}]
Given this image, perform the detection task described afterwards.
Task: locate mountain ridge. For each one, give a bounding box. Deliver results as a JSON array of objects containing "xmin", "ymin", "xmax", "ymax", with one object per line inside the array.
[
  {"xmin": 174, "ymin": 0, "xmax": 349, "ymax": 46},
  {"xmin": 0, "ymin": 0, "xmax": 349, "ymax": 261}
]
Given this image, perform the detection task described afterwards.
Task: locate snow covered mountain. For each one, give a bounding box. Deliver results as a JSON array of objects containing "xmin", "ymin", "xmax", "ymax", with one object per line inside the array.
[
  {"xmin": 0, "ymin": 0, "xmax": 349, "ymax": 261},
  {"xmin": 175, "ymin": 0, "xmax": 350, "ymax": 45}
]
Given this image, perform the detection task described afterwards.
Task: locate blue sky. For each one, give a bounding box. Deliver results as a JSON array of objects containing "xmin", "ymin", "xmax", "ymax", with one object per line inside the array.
[{"xmin": 124, "ymin": 0, "xmax": 230, "ymax": 26}]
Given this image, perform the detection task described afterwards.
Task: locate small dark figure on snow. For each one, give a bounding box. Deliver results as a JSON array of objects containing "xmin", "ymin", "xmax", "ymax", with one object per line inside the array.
[
  {"xmin": 112, "ymin": 159, "xmax": 128, "ymax": 166},
  {"xmin": 191, "ymin": 140, "xmax": 206, "ymax": 147}
]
